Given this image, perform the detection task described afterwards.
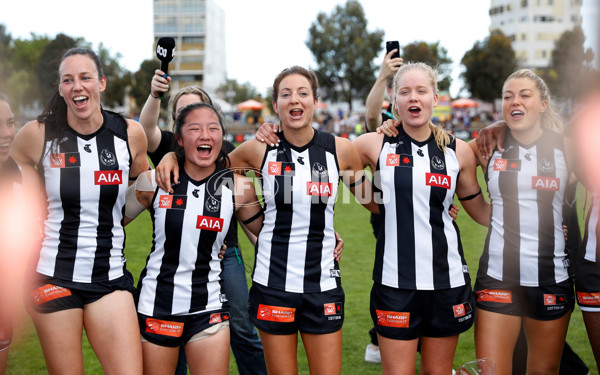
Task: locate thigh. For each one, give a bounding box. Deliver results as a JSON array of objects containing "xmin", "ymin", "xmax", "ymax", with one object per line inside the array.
[
  {"xmin": 186, "ymin": 326, "xmax": 230, "ymax": 375},
  {"xmin": 582, "ymin": 311, "xmax": 600, "ymax": 368},
  {"xmin": 377, "ymin": 334, "xmax": 418, "ymax": 375},
  {"xmin": 523, "ymin": 312, "xmax": 571, "ymax": 375},
  {"xmin": 141, "ymin": 342, "xmax": 179, "ymax": 375},
  {"xmin": 83, "ymin": 290, "xmax": 142, "ymax": 375},
  {"xmin": 474, "ymin": 309, "xmax": 522, "ymax": 375},
  {"xmin": 419, "ymin": 335, "xmax": 459, "ymax": 375},
  {"xmin": 258, "ymin": 330, "xmax": 298, "ymax": 374},
  {"xmin": 29, "ymin": 308, "xmax": 84, "ymax": 375},
  {"xmin": 300, "ymin": 330, "xmax": 342, "ymax": 375}
]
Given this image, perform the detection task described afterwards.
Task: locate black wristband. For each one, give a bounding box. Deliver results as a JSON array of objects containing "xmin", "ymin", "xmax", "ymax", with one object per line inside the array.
[
  {"xmin": 458, "ymin": 189, "xmax": 482, "ymax": 201},
  {"xmin": 150, "ymin": 92, "xmax": 161, "ymax": 99},
  {"xmin": 241, "ymin": 209, "xmax": 263, "ymax": 225},
  {"xmin": 347, "ymin": 174, "xmax": 366, "ymax": 189}
]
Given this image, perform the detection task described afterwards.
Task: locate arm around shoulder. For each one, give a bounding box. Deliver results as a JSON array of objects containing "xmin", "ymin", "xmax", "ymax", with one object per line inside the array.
[
  {"xmin": 126, "ymin": 119, "xmax": 150, "ymax": 180},
  {"xmin": 233, "ymin": 173, "xmax": 263, "ymax": 238}
]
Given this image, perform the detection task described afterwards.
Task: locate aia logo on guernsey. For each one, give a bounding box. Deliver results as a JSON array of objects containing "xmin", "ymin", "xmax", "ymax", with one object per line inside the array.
[
  {"xmin": 576, "ymin": 291, "xmax": 600, "ymax": 305},
  {"xmin": 257, "ymin": 304, "xmax": 295, "ymax": 322},
  {"xmin": 386, "ymin": 153, "xmax": 413, "ymax": 167},
  {"xmin": 425, "ymin": 173, "xmax": 451, "ymax": 189},
  {"xmin": 307, "ymin": 181, "xmax": 333, "ymax": 196},
  {"xmin": 94, "ymin": 170, "xmax": 123, "ymax": 185},
  {"xmin": 476, "ymin": 289, "xmax": 512, "ymax": 303},
  {"xmin": 145, "ymin": 318, "xmax": 184, "ymax": 337},
  {"xmin": 532, "ymin": 176, "xmax": 560, "ymax": 191},
  {"xmin": 375, "ymin": 310, "xmax": 410, "ymax": 328},
  {"xmin": 196, "ymin": 215, "xmax": 224, "ymax": 232},
  {"xmin": 50, "ymin": 152, "xmax": 81, "ymax": 168}
]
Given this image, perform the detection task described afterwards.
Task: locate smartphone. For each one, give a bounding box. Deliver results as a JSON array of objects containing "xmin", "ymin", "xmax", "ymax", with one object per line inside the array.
[{"xmin": 386, "ymin": 41, "xmax": 400, "ymax": 59}]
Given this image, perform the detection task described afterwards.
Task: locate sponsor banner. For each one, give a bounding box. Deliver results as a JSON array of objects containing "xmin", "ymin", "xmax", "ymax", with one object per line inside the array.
[
  {"xmin": 145, "ymin": 318, "xmax": 184, "ymax": 337},
  {"xmin": 386, "ymin": 153, "xmax": 413, "ymax": 167},
  {"xmin": 324, "ymin": 302, "xmax": 343, "ymax": 316},
  {"xmin": 257, "ymin": 304, "xmax": 295, "ymax": 322},
  {"xmin": 532, "ymin": 176, "xmax": 560, "ymax": 191},
  {"xmin": 306, "ymin": 182, "xmax": 333, "ymax": 196},
  {"xmin": 426, "ymin": 172, "xmax": 452, "ymax": 189},
  {"xmin": 94, "ymin": 170, "xmax": 123, "ymax": 185},
  {"xmin": 50, "ymin": 152, "xmax": 81, "ymax": 168},
  {"xmin": 196, "ymin": 215, "xmax": 224, "ymax": 232},
  {"xmin": 577, "ymin": 291, "xmax": 600, "ymax": 306},
  {"xmin": 375, "ymin": 310, "xmax": 410, "ymax": 328},
  {"xmin": 31, "ymin": 284, "xmax": 72, "ymax": 305},
  {"xmin": 493, "ymin": 159, "xmax": 521, "ymax": 172},
  {"xmin": 159, "ymin": 195, "xmax": 188, "ymax": 209},
  {"xmin": 476, "ymin": 289, "xmax": 512, "ymax": 303}
]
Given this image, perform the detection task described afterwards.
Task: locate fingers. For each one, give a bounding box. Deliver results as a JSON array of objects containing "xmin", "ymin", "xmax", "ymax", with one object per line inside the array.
[
  {"xmin": 377, "ymin": 120, "xmax": 400, "ymax": 137},
  {"xmin": 334, "ymin": 232, "xmax": 344, "ymax": 261},
  {"xmin": 255, "ymin": 123, "xmax": 281, "ymax": 147}
]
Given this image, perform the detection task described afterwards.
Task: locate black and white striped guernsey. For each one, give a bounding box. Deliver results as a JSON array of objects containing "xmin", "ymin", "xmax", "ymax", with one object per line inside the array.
[
  {"xmin": 373, "ymin": 127, "xmax": 468, "ymax": 290},
  {"xmin": 480, "ymin": 130, "xmax": 569, "ymax": 286},
  {"xmin": 136, "ymin": 166, "xmax": 233, "ymax": 316},
  {"xmin": 253, "ymin": 130, "xmax": 340, "ymax": 293},
  {"xmin": 582, "ymin": 192, "xmax": 599, "ymax": 264},
  {"xmin": 37, "ymin": 111, "xmax": 131, "ymax": 283}
]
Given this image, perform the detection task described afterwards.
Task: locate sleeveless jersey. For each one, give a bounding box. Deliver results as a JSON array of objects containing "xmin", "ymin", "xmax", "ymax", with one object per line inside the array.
[
  {"xmin": 479, "ymin": 130, "xmax": 569, "ymax": 286},
  {"xmin": 253, "ymin": 130, "xmax": 340, "ymax": 293},
  {"xmin": 582, "ymin": 192, "xmax": 600, "ymax": 263},
  {"xmin": 37, "ymin": 111, "xmax": 131, "ymax": 283},
  {"xmin": 373, "ymin": 127, "xmax": 468, "ymax": 290},
  {"xmin": 136, "ymin": 166, "xmax": 233, "ymax": 316}
]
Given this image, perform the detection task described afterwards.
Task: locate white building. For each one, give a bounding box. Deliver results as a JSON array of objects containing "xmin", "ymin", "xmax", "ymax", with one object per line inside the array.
[
  {"xmin": 489, "ymin": 0, "xmax": 583, "ymax": 68},
  {"xmin": 153, "ymin": 0, "xmax": 226, "ymax": 94}
]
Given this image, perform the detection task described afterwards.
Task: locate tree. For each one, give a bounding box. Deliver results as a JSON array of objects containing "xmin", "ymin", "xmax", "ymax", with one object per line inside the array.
[
  {"xmin": 0, "ymin": 24, "xmax": 14, "ymax": 99},
  {"xmin": 10, "ymin": 34, "xmax": 51, "ymax": 108},
  {"xmin": 548, "ymin": 25, "xmax": 594, "ymax": 105},
  {"xmin": 306, "ymin": 0, "xmax": 384, "ymax": 110},
  {"xmin": 36, "ymin": 33, "xmax": 80, "ymax": 104},
  {"xmin": 130, "ymin": 59, "xmax": 157, "ymax": 111},
  {"xmin": 217, "ymin": 79, "xmax": 261, "ymax": 106},
  {"xmin": 97, "ymin": 42, "xmax": 131, "ymax": 109},
  {"xmin": 461, "ymin": 30, "xmax": 517, "ymax": 103},
  {"xmin": 402, "ymin": 41, "xmax": 453, "ymax": 92}
]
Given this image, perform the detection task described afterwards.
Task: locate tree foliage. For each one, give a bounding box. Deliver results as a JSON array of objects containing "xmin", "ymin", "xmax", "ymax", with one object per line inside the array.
[
  {"xmin": 402, "ymin": 41, "xmax": 453, "ymax": 92},
  {"xmin": 217, "ymin": 79, "xmax": 261, "ymax": 105},
  {"xmin": 461, "ymin": 30, "xmax": 517, "ymax": 103},
  {"xmin": 130, "ymin": 59, "xmax": 158, "ymax": 111},
  {"xmin": 548, "ymin": 25, "xmax": 595, "ymax": 103},
  {"xmin": 306, "ymin": 0, "xmax": 383, "ymax": 110}
]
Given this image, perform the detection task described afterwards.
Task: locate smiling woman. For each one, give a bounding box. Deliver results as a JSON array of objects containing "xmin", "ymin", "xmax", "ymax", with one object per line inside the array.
[{"xmin": 9, "ymin": 47, "xmax": 150, "ymax": 375}]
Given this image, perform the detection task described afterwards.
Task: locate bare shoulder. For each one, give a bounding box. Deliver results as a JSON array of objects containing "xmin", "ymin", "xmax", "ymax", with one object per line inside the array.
[{"xmin": 12, "ymin": 120, "xmax": 45, "ymax": 164}]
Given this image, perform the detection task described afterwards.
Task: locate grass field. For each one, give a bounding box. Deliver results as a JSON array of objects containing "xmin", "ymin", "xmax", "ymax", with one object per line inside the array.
[{"xmin": 5, "ymin": 174, "xmax": 598, "ymax": 374}]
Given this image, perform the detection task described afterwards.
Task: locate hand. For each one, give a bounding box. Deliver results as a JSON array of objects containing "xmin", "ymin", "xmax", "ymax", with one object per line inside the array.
[
  {"xmin": 562, "ymin": 225, "xmax": 568, "ymax": 242},
  {"xmin": 376, "ymin": 119, "xmax": 401, "ymax": 137},
  {"xmin": 255, "ymin": 122, "xmax": 281, "ymax": 146},
  {"xmin": 381, "ymin": 50, "xmax": 404, "ymax": 80},
  {"xmin": 334, "ymin": 232, "xmax": 344, "ymax": 261},
  {"xmin": 449, "ymin": 203, "xmax": 459, "ymax": 221},
  {"xmin": 151, "ymin": 70, "xmax": 171, "ymax": 97},
  {"xmin": 475, "ymin": 121, "xmax": 507, "ymax": 159},
  {"xmin": 156, "ymin": 152, "xmax": 179, "ymax": 193},
  {"xmin": 218, "ymin": 244, "xmax": 227, "ymax": 259}
]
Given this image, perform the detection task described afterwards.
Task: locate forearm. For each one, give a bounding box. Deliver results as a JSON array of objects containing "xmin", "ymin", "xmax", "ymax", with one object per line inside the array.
[
  {"xmin": 365, "ymin": 79, "xmax": 388, "ymax": 132},
  {"xmin": 139, "ymin": 94, "xmax": 163, "ymax": 152}
]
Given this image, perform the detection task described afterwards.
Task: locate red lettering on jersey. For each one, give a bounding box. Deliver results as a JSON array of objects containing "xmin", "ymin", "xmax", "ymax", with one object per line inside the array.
[
  {"xmin": 268, "ymin": 161, "xmax": 282, "ymax": 175},
  {"xmin": 145, "ymin": 318, "xmax": 184, "ymax": 337},
  {"xmin": 31, "ymin": 284, "xmax": 72, "ymax": 305},
  {"xmin": 453, "ymin": 304, "xmax": 466, "ymax": 317},
  {"xmin": 159, "ymin": 195, "xmax": 173, "ymax": 208},
  {"xmin": 577, "ymin": 291, "xmax": 600, "ymax": 306},
  {"xmin": 375, "ymin": 310, "xmax": 410, "ymax": 328},
  {"xmin": 386, "ymin": 154, "xmax": 400, "ymax": 166},
  {"xmin": 50, "ymin": 154, "xmax": 66, "ymax": 168},
  {"xmin": 425, "ymin": 173, "xmax": 451, "ymax": 189},
  {"xmin": 307, "ymin": 182, "xmax": 333, "ymax": 196},
  {"xmin": 257, "ymin": 304, "xmax": 295, "ymax": 322},
  {"xmin": 196, "ymin": 215, "xmax": 224, "ymax": 232},
  {"xmin": 494, "ymin": 159, "xmax": 507, "ymax": 171},
  {"xmin": 544, "ymin": 294, "xmax": 557, "ymax": 305},
  {"xmin": 532, "ymin": 176, "xmax": 560, "ymax": 191},
  {"xmin": 94, "ymin": 170, "xmax": 123, "ymax": 185},
  {"xmin": 477, "ymin": 289, "xmax": 512, "ymax": 303},
  {"xmin": 209, "ymin": 313, "xmax": 223, "ymax": 324}
]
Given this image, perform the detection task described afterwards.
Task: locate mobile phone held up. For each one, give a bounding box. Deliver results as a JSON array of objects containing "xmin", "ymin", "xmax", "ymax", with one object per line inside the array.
[{"xmin": 386, "ymin": 41, "xmax": 400, "ymax": 59}]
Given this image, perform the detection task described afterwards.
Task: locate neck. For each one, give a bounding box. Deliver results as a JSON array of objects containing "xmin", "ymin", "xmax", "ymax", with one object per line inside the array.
[
  {"xmin": 403, "ymin": 121, "xmax": 432, "ymax": 142},
  {"xmin": 511, "ymin": 124, "xmax": 543, "ymax": 145},
  {"xmin": 281, "ymin": 124, "xmax": 315, "ymax": 147},
  {"xmin": 67, "ymin": 109, "xmax": 104, "ymax": 135},
  {"xmin": 183, "ymin": 160, "xmax": 216, "ymax": 182}
]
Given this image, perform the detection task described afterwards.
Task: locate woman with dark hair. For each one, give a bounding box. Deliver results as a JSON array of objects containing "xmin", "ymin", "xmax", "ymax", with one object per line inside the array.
[
  {"xmin": 126, "ymin": 102, "xmax": 264, "ymax": 375},
  {"xmin": 155, "ymin": 65, "xmax": 368, "ymax": 374},
  {"xmin": 10, "ymin": 48, "xmax": 149, "ymax": 374}
]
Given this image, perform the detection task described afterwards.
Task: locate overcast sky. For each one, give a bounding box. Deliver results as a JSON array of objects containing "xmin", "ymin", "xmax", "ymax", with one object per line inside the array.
[{"xmin": 1, "ymin": 0, "xmax": 597, "ymax": 98}]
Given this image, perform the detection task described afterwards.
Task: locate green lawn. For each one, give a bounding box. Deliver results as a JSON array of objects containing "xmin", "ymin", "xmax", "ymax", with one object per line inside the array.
[{"xmin": 5, "ymin": 177, "xmax": 598, "ymax": 374}]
